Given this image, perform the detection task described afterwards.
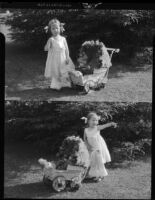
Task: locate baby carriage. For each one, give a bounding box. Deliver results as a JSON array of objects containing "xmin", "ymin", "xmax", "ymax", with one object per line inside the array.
[
  {"xmin": 38, "ymin": 158, "xmax": 87, "ymax": 192},
  {"xmin": 69, "ymin": 40, "xmax": 120, "ymax": 93}
]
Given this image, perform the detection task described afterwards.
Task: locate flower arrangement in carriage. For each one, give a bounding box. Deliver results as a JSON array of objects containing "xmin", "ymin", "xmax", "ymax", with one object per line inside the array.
[
  {"xmin": 77, "ymin": 40, "xmax": 112, "ymax": 75},
  {"xmin": 38, "ymin": 136, "xmax": 89, "ymax": 192}
]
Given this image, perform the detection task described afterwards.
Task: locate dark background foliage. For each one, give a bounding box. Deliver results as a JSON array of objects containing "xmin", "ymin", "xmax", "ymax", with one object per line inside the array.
[
  {"xmin": 5, "ymin": 101, "xmax": 152, "ymax": 155},
  {"xmin": 4, "ymin": 9, "xmax": 155, "ymax": 62}
]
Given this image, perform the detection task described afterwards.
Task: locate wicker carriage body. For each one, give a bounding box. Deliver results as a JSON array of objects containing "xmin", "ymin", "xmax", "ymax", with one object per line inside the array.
[
  {"xmin": 42, "ymin": 165, "xmax": 87, "ymax": 192},
  {"xmin": 44, "ymin": 168, "xmax": 83, "ymax": 183}
]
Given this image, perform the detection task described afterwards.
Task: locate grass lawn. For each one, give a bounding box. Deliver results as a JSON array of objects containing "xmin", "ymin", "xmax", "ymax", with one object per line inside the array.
[
  {"xmin": 4, "ymin": 143, "xmax": 151, "ymax": 199},
  {"xmin": 5, "ymin": 43, "xmax": 152, "ymax": 102}
]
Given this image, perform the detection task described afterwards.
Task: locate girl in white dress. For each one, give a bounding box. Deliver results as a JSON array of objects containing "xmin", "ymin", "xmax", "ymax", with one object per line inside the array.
[
  {"xmin": 44, "ymin": 19, "xmax": 75, "ymax": 90},
  {"xmin": 82, "ymin": 112, "xmax": 117, "ymax": 182}
]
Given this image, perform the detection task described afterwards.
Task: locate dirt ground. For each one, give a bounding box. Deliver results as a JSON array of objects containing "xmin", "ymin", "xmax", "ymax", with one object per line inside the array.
[{"xmin": 4, "ymin": 143, "xmax": 151, "ymax": 199}]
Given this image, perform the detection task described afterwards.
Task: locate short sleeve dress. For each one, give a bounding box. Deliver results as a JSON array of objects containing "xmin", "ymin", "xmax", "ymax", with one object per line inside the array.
[{"xmin": 44, "ymin": 35, "xmax": 75, "ymax": 89}]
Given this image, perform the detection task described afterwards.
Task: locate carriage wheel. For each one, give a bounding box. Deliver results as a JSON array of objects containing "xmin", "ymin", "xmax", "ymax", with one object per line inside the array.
[
  {"xmin": 97, "ymin": 77, "xmax": 106, "ymax": 89},
  {"xmin": 70, "ymin": 177, "xmax": 80, "ymax": 191},
  {"xmin": 43, "ymin": 175, "xmax": 52, "ymax": 186},
  {"xmin": 52, "ymin": 176, "xmax": 66, "ymax": 192},
  {"xmin": 84, "ymin": 83, "xmax": 90, "ymax": 93},
  {"xmin": 81, "ymin": 167, "xmax": 88, "ymax": 181},
  {"xmin": 70, "ymin": 182, "xmax": 80, "ymax": 191},
  {"xmin": 100, "ymin": 83, "xmax": 105, "ymax": 89},
  {"xmin": 84, "ymin": 80, "xmax": 95, "ymax": 93}
]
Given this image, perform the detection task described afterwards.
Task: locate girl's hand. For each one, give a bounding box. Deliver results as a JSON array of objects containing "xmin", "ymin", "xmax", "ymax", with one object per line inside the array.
[
  {"xmin": 66, "ymin": 58, "xmax": 69, "ymax": 65},
  {"xmin": 86, "ymin": 143, "xmax": 93, "ymax": 152},
  {"xmin": 44, "ymin": 39, "xmax": 52, "ymax": 51},
  {"xmin": 111, "ymin": 122, "xmax": 117, "ymax": 128}
]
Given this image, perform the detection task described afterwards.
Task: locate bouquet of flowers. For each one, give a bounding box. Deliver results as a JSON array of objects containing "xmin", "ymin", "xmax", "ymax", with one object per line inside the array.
[
  {"xmin": 56, "ymin": 135, "xmax": 90, "ymax": 169},
  {"xmin": 77, "ymin": 40, "xmax": 111, "ymax": 75}
]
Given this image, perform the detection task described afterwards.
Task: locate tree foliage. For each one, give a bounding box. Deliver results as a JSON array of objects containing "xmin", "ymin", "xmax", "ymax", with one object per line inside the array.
[
  {"xmin": 5, "ymin": 101, "xmax": 152, "ymax": 155},
  {"xmin": 5, "ymin": 9, "xmax": 155, "ymax": 60}
]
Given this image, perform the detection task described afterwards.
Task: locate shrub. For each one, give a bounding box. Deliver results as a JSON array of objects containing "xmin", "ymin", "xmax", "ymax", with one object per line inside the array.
[
  {"xmin": 5, "ymin": 101, "xmax": 152, "ymax": 155},
  {"xmin": 135, "ymin": 138, "xmax": 152, "ymax": 155},
  {"xmin": 5, "ymin": 9, "xmax": 155, "ymax": 61},
  {"xmin": 112, "ymin": 138, "xmax": 151, "ymax": 161}
]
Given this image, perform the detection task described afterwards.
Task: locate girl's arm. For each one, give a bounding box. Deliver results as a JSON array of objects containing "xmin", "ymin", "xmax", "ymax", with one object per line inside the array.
[
  {"xmin": 97, "ymin": 122, "xmax": 117, "ymax": 131},
  {"xmin": 44, "ymin": 38, "xmax": 52, "ymax": 51},
  {"xmin": 83, "ymin": 131, "xmax": 92, "ymax": 152},
  {"xmin": 63, "ymin": 37, "xmax": 70, "ymax": 63}
]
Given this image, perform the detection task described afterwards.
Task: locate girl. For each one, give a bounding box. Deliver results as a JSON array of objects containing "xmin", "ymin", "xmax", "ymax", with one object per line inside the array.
[
  {"xmin": 44, "ymin": 19, "xmax": 75, "ymax": 90},
  {"xmin": 82, "ymin": 112, "xmax": 117, "ymax": 182}
]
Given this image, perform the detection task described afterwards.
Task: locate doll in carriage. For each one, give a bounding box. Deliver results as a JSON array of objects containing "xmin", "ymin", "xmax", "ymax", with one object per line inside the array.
[{"xmin": 69, "ymin": 40, "xmax": 120, "ymax": 93}]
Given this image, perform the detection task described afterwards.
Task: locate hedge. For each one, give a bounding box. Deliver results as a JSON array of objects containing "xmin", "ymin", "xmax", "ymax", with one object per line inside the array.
[{"xmin": 5, "ymin": 101, "xmax": 152, "ymax": 155}]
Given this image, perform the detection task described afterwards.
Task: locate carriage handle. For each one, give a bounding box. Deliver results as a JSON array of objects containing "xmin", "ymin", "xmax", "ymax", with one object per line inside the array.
[{"xmin": 106, "ymin": 48, "xmax": 120, "ymax": 60}]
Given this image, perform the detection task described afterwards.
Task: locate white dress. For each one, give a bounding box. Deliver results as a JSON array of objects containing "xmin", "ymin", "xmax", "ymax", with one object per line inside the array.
[
  {"xmin": 44, "ymin": 35, "xmax": 75, "ymax": 89},
  {"xmin": 84, "ymin": 127, "xmax": 111, "ymax": 177}
]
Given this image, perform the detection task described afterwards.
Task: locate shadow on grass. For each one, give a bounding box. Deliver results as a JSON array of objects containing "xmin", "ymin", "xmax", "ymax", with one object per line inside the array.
[
  {"xmin": 4, "ymin": 181, "xmax": 57, "ymax": 198},
  {"xmin": 4, "ymin": 142, "xmax": 55, "ymax": 178},
  {"xmin": 106, "ymin": 155, "xmax": 151, "ymax": 170},
  {"xmin": 106, "ymin": 161, "xmax": 133, "ymax": 169},
  {"xmin": 6, "ymin": 87, "xmax": 86, "ymax": 101},
  {"xmin": 83, "ymin": 178, "xmax": 99, "ymax": 184},
  {"xmin": 108, "ymin": 62, "xmax": 152, "ymax": 79}
]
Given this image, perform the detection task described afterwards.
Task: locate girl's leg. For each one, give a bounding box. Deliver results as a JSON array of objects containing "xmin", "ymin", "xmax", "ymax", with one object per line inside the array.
[
  {"xmin": 50, "ymin": 77, "xmax": 62, "ymax": 90},
  {"xmin": 85, "ymin": 166, "xmax": 94, "ymax": 179}
]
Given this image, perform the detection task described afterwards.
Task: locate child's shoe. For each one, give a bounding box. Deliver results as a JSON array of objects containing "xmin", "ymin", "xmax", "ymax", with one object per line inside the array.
[{"xmin": 93, "ymin": 177, "xmax": 103, "ymax": 182}]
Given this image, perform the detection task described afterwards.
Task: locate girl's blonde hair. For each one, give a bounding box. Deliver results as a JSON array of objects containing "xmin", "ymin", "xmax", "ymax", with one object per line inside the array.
[
  {"xmin": 48, "ymin": 18, "xmax": 65, "ymax": 34},
  {"xmin": 87, "ymin": 112, "xmax": 100, "ymax": 121},
  {"xmin": 81, "ymin": 112, "xmax": 101, "ymax": 124}
]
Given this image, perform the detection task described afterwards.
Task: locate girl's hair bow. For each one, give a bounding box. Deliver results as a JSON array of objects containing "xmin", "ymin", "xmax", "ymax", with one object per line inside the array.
[
  {"xmin": 44, "ymin": 26, "xmax": 49, "ymax": 33},
  {"xmin": 98, "ymin": 116, "xmax": 101, "ymax": 120},
  {"xmin": 60, "ymin": 23, "xmax": 65, "ymax": 33},
  {"xmin": 81, "ymin": 117, "xmax": 88, "ymax": 124},
  {"xmin": 44, "ymin": 21, "xmax": 65, "ymax": 33}
]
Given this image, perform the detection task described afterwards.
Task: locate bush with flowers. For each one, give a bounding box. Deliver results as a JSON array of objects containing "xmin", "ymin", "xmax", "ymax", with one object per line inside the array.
[
  {"xmin": 112, "ymin": 138, "xmax": 151, "ymax": 161},
  {"xmin": 56, "ymin": 135, "xmax": 90, "ymax": 169},
  {"xmin": 77, "ymin": 40, "xmax": 111, "ymax": 75},
  {"xmin": 131, "ymin": 47, "xmax": 153, "ymax": 66}
]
